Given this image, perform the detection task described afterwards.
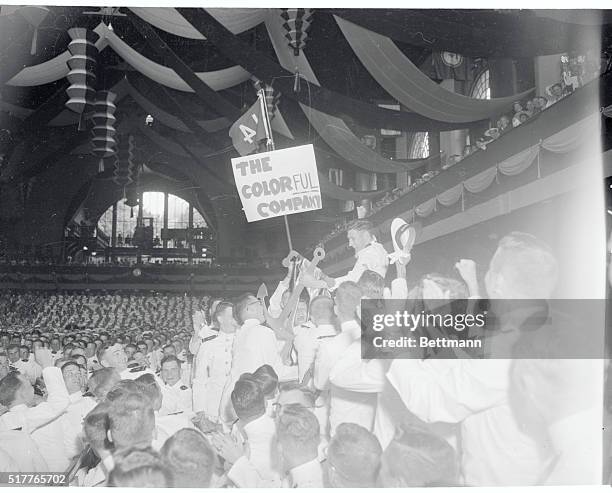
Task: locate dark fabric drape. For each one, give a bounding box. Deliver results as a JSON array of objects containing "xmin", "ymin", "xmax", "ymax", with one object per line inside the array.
[
  {"xmin": 331, "ymin": 9, "xmax": 604, "ymax": 59},
  {"xmin": 175, "ymin": 8, "xmax": 484, "ymax": 133},
  {"xmin": 335, "ymin": 17, "xmax": 535, "ymax": 123}
]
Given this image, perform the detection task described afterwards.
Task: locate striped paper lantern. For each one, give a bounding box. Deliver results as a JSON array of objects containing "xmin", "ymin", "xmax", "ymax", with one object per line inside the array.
[
  {"xmin": 65, "ymin": 28, "xmax": 98, "ymax": 123},
  {"xmin": 279, "ymin": 9, "xmax": 314, "ymax": 56},
  {"xmin": 251, "ymin": 78, "xmax": 280, "ymax": 120},
  {"xmin": 91, "ymin": 90, "xmax": 117, "ymax": 172},
  {"xmin": 114, "ymin": 134, "xmax": 134, "ymax": 188}
]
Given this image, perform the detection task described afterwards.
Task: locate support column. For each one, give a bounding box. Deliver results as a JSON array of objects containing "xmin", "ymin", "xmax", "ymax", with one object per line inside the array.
[
  {"xmin": 355, "ymin": 172, "xmax": 376, "ymax": 218},
  {"xmin": 439, "ymin": 79, "xmax": 468, "ymax": 166},
  {"xmin": 188, "ymin": 203, "xmax": 194, "ymax": 265},
  {"xmin": 163, "ymin": 192, "xmax": 169, "ymax": 249},
  {"xmin": 111, "ymin": 202, "xmax": 117, "ymax": 262},
  {"xmin": 137, "ymin": 191, "xmax": 143, "ymax": 264},
  {"xmin": 534, "ymin": 54, "xmax": 561, "ymax": 98},
  {"xmin": 395, "ymin": 132, "xmax": 409, "ymax": 189}
]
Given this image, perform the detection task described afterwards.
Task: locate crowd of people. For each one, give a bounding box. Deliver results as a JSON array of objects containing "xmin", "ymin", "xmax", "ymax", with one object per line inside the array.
[
  {"xmin": 0, "ymin": 291, "xmax": 200, "ymax": 332},
  {"xmin": 0, "ymin": 217, "xmax": 604, "ymax": 487},
  {"xmin": 321, "ymin": 74, "xmax": 584, "ymax": 247}
]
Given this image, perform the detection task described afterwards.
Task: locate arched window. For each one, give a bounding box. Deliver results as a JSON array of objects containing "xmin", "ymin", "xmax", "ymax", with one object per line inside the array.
[
  {"xmin": 408, "ymin": 132, "xmax": 430, "ymax": 159},
  {"xmin": 471, "ymin": 69, "xmax": 491, "ymax": 100},
  {"xmin": 98, "ymin": 192, "xmax": 206, "ymax": 247}
]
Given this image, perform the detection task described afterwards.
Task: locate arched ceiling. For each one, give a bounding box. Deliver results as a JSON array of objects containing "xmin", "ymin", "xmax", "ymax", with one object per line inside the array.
[{"xmin": 1, "ymin": 6, "xmax": 611, "ymax": 236}]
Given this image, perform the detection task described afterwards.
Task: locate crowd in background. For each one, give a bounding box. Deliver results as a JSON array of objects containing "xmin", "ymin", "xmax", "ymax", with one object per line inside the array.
[{"xmin": 0, "ymin": 218, "xmax": 603, "ymax": 487}]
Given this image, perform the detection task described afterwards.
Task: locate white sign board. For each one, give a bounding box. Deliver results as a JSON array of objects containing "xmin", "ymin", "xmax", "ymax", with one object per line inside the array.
[{"xmin": 231, "ymin": 144, "xmax": 321, "ymax": 223}]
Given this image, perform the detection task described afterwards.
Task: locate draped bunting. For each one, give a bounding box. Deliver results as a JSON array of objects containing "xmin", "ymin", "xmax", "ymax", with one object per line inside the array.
[
  {"xmin": 539, "ymin": 113, "xmax": 601, "ymax": 153},
  {"xmin": 436, "ymin": 184, "xmax": 463, "ymax": 207},
  {"xmin": 176, "ymin": 8, "xmax": 478, "ymax": 132},
  {"xmin": 335, "ymin": 16, "xmax": 535, "ymax": 123},
  {"xmin": 301, "ymin": 103, "xmax": 432, "ymax": 173},
  {"xmin": 7, "ymin": 23, "xmax": 109, "ymax": 87},
  {"xmin": 415, "ymin": 198, "xmax": 437, "ymax": 218},
  {"xmin": 129, "ymin": 7, "xmax": 266, "ymax": 39},
  {"xmin": 406, "ymin": 113, "xmax": 598, "ymax": 215},
  {"xmin": 463, "ymin": 167, "xmax": 498, "ymax": 194},
  {"xmin": 331, "ymin": 10, "xmax": 603, "ymax": 59},
  {"xmin": 496, "ymin": 145, "xmax": 540, "ymax": 176},
  {"xmin": 8, "ymin": 21, "xmax": 250, "ymax": 91},
  {"xmin": 98, "ymin": 23, "xmax": 250, "ymax": 93}
]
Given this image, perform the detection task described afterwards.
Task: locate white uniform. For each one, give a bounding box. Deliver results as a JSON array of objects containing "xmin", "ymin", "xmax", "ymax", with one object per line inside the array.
[
  {"xmin": 0, "ymin": 367, "xmax": 70, "ymax": 471},
  {"xmin": 220, "ymin": 319, "xmax": 297, "ymax": 423},
  {"xmin": 61, "ymin": 392, "xmax": 97, "ymax": 459},
  {"xmin": 294, "ymin": 323, "xmax": 336, "ymax": 383},
  {"xmin": 160, "ymin": 380, "xmax": 193, "ymax": 416},
  {"xmin": 13, "ymin": 358, "xmax": 42, "ymax": 385},
  {"xmin": 387, "ymin": 358, "xmax": 545, "ymax": 486},
  {"xmin": 314, "ymin": 320, "xmax": 376, "ymax": 435},
  {"xmin": 332, "ymin": 240, "xmax": 389, "ymax": 288},
  {"xmin": 192, "ymin": 329, "xmax": 234, "ymax": 418}
]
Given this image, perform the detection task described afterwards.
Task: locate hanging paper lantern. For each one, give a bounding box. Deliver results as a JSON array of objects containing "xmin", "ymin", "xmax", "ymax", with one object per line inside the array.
[
  {"xmin": 114, "ymin": 134, "xmax": 134, "ymax": 188},
  {"xmin": 91, "ymin": 90, "xmax": 117, "ymax": 172},
  {"xmin": 279, "ymin": 9, "xmax": 314, "ymax": 56},
  {"xmin": 124, "ymin": 163, "xmax": 141, "ymax": 208},
  {"xmin": 17, "ymin": 6, "xmax": 49, "ymax": 55},
  {"xmin": 251, "ymin": 78, "xmax": 281, "ymax": 120},
  {"xmin": 65, "ymin": 28, "xmax": 98, "ymax": 127}
]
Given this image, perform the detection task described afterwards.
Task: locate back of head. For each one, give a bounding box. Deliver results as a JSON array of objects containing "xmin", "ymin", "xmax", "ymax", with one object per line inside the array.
[
  {"xmin": 109, "ymin": 447, "xmax": 172, "ymax": 487},
  {"xmin": 328, "ymin": 423, "xmax": 382, "ymax": 487},
  {"xmin": 276, "ymin": 404, "xmax": 320, "ymax": 460},
  {"xmin": 252, "ymin": 364, "xmax": 278, "ymax": 400},
  {"xmin": 231, "ymin": 376, "xmax": 265, "ymax": 421},
  {"xmin": 348, "ymin": 219, "xmax": 374, "ymax": 236},
  {"xmin": 135, "ymin": 373, "xmax": 162, "ymax": 411},
  {"xmin": 160, "ymin": 429, "xmax": 216, "ymax": 487},
  {"xmin": 488, "ymin": 232, "xmax": 559, "ymax": 299},
  {"xmin": 379, "ymin": 426, "xmax": 457, "ymax": 487},
  {"xmin": 277, "ymin": 381, "xmax": 317, "ymax": 409},
  {"xmin": 358, "ymin": 270, "xmax": 385, "ymax": 299},
  {"xmin": 83, "ymin": 401, "xmax": 112, "ymax": 454},
  {"xmin": 108, "ymin": 392, "xmax": 155, "ymax": 451},
  {"xmin": 0, "ymin": 372, "xmax": 23, "ymax": 407},
  {"xmin": 105, "ymin": 379, "xmax": 141, "ymax": 402},
  {"xmin": 335, "ymin": 281, "xmax": 363, "ymax": 321},
  {"xmin": 309, "ymin": 295, "xmax": 335, "ymax": 326},
  {"xmin": 234, "ymin": 293, "xmax": 255, "ymax": 325}
]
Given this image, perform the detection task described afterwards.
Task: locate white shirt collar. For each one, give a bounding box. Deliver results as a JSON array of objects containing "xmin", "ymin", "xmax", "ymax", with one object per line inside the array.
[
  {"xmin": 242, "ymin": 318, "xmax": 262, "ymax": 328},
  {"xmin": 290, "ymin": 458, "xmax": 323, "ymax": 486}
]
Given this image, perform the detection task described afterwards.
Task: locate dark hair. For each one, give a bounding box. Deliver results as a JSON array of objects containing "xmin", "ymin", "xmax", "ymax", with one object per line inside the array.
[
  {"xmin": 212, "ymin": 301, "xmax": 233, "ymax": 324},
  {"xmin": 83, "ymin": 401, "xmax": 112, "ymax": 452},
  {"xmin": 348, "ymin": 219, "xmax": 374, "ymax": 234},
  {"xmin": 231, "ymin": 376, "xmax": 265, "ymax": 420},
  {"xmin": 233, "ymin": 293, "xmax": 256, "ymax": 326},
  {"xmin": 252, "ymin": 364, "xmax": 279, "ymax": 399},
  {"xmin": 88, "ymin": 368, "xmax": 121, "ymax": 401},
  {"xmin": 160, "ymin": 429, "xmax": 216, "ymax": 487},
  {"xmin": 109, "ymin": 447, "xmax": 172, "ymax": 487},
  {"xmin": 108, "ymin": 393, "xmax": 155, "ymax": 450},
  {"xmin": 160, "ymin": 355, "xmax": 181, "ymax": 369},
  {"xmin": 276, "ymin": 403, "xmax": 320, "ymax": 453},
  {"xmin": 0, "ymin": 372, "xmax": 24, "ymax": 407},
  {"xmin": 135, "ymin": 373, "xmax": 162, "ymax": 411},
  {"xmin": 328, "ymin": 423, "xmax": 382, "ymax": 486},
  {"xmin": 358, "ymin": 270, "xmax": 385, "ymax": 299}
]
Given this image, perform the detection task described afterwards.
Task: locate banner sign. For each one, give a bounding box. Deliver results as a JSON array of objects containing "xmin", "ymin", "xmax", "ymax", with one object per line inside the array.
[{"xmin": 231, "ymin": 144, "xmax": 321, "ymax": 222}]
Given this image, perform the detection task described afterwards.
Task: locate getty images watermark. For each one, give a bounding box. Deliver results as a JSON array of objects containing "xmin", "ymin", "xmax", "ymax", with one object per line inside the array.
[{"xmin": 360, "ymin": 299, "xmax": 607, "ymax": 359}]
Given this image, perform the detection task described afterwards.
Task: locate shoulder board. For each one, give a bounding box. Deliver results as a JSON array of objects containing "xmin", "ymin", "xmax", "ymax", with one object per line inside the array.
[
  {"xmin": 129, "ymin": 366, "xmax": 146, "ymax": 373},
  {"xmin": 317, "ymin": 335, "xmax": 335, "ymax": 340},
  {"xmin": 127, "ymin": 362, "xmax": 139, "ymax": 369},
  {"xmin": 202, "ymin": 334, "xmax": 218, "ymax": 343},
  {"xmin": 180, "ymin": 385, "xmax": 189, "ymax": 391}
]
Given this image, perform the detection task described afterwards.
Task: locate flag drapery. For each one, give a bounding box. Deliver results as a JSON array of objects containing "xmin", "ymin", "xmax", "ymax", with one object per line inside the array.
[{"xmin": 229, "ymin": 100, "xmax": 268, "ymax": 156}]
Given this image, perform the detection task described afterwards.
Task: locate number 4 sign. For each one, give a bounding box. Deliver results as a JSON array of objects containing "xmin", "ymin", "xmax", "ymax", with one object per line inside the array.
[{"xmin": 229, "ymin": 100, "xmax": 267, "ymax": 156}]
